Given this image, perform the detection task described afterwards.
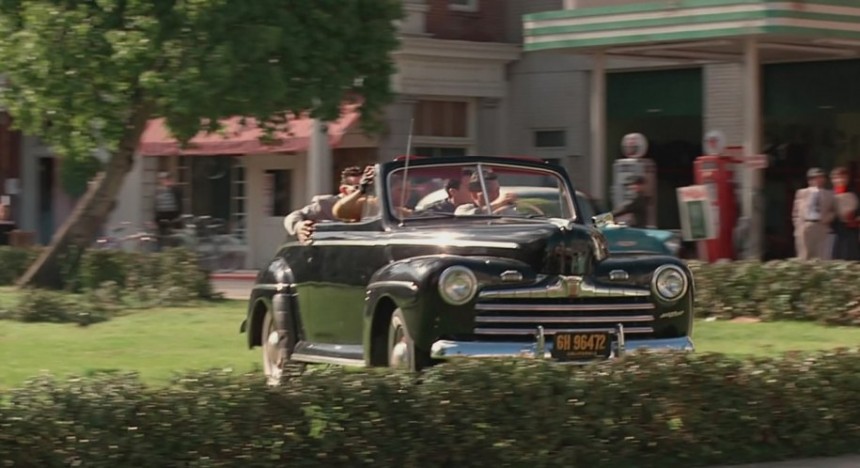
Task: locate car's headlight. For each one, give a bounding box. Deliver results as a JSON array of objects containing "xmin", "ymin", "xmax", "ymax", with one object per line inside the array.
[
  {"xmin": 438, "ymin": 266, "xmax": 478, "ymax": 305},
  {"xmin": 651, "ymin": 264, "xmax": 688, "ymax": 302}
]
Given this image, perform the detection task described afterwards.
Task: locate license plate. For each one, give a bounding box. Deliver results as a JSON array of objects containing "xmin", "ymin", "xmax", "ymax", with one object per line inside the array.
[{"xmin": 551, "ymin": 332, "xmax": 612, "ymax": 361}]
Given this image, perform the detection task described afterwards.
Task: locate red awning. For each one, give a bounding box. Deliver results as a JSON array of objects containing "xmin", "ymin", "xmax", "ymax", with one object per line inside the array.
[{"xmin": 137, "ymin": 103, "xmax": 361, "ymax": 156}]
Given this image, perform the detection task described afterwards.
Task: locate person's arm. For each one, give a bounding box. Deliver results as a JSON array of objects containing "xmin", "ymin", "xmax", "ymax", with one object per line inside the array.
[
  {"xmin": 822, "ymin": 190, "xmax": 837, "ymax": 225},
  {"xmin": 612, "ymin": 198, "xmax": 635, "ymax": 217},
  {"xmin": 333, "ymin": 165, "xmax": 375, "ymax": 221},
  {"xmin": 332, "ymin": 190, "xmax": 368, "ymax": 222},
  {"xmin": 283, "ymin": 199, "xmax": 323, "ymax": 236},
  {"xmin": 791, "ymin": 189, "xmax": 801, "ymax": 229}
]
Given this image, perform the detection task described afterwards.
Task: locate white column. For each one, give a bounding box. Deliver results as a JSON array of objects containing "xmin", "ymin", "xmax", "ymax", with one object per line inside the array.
[
  {"xmin": 589, "ymin": 51, "xmax": 607, "ymax": 204},
  {"xmin": 307, "ymin": 118, "xmax": 332, "ymax": 199},
  {"xmin": 742, "ymin": 37, "xmax": 762, "ymax": 260}
]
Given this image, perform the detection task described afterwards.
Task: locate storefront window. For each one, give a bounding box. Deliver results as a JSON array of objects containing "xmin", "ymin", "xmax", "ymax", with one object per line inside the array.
[{"xmin": 264, "ymin": 169, "xmax": 293, "ymax": 217}]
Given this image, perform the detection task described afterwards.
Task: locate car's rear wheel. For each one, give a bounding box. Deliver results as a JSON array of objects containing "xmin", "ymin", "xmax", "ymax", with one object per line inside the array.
[
  {"xmin": 261, "ymin": 307, "xmax": 304, "ymax": 386},
  {"xmin": 388, "ymin": 309, "xmax": 430, "ymax": 371}
]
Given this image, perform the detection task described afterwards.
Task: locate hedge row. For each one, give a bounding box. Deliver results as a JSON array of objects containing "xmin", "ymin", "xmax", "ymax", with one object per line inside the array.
[
  {"xmin": 689, "ymin": 260, "xmax": 860, "ymax": 326},
  {"xmin": 3, "ymin": 246, "xmax": 859, "ymax": 326},
  {"xmin": 0, "ymin": 247, "xmax": 218, "ymax": 325},
  {"xmin": 2, "ymin": 350, "xmax": 859, "ymax": 467}
]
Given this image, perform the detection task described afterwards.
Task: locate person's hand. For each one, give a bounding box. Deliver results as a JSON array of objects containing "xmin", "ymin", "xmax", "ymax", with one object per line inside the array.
[
  {"xmin": 297, "ymin": 220, "xmax": 315, "ymax": 243},
  {"xmin": 500, "ymin": 192, "xmax": 518, "ymax": 205},
  {"xmin": 359, "ymin": 166, "xmax": 375, "ymax": 194}
]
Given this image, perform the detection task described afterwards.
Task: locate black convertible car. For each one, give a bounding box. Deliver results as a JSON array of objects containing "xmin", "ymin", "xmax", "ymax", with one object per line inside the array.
[{"xmin": 241, "ymin": 156, "xmax": 694, "ymax": 383}]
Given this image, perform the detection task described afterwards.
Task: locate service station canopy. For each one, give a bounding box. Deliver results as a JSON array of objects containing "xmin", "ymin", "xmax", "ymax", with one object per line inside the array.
[{"xmin": 523, "ymin": 0, "xmax": 860, "ymax": 64}]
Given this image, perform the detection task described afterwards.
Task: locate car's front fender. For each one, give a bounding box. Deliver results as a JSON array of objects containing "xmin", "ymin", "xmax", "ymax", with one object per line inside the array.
[{"xmin": 362, "ymin": 255, "xmax": 536, "ymax": 352}]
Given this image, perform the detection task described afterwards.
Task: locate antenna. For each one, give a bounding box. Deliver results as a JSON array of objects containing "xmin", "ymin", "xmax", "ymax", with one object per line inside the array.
[{"xmin": 398, "ymin": 117, "xmax": 415, "ymax": 227}]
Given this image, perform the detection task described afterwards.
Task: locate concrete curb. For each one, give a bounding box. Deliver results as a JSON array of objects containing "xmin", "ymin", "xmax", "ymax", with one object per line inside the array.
[
  {"xmin": 707, "ymin": 454, "xmax": 860, "ymax": 467},
  {"xmin": 210, "ymin": 270, "xmax": 258, "ymax": 281}
]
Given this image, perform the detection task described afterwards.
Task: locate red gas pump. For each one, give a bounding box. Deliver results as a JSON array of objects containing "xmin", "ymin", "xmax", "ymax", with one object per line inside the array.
[{"xmin": 693, "ymin": 155, "xmax": 738, "ymax": 261}]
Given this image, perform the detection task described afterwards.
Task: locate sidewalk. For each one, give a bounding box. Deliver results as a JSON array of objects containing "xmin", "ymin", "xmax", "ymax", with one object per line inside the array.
[
  {"xmin": 210, "ymin": 270, "xmax": 257, "ymax": 300},
  {"xmin": 709, "ymin": 455, "xmax": 860, "ymax": 467}
]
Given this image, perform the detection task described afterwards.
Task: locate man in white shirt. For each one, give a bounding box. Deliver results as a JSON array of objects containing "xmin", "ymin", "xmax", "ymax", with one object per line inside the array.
[
  {"xmin": 792, "ymin": 167, "xmax": 835, "ymax": 259},
  {"xmin": 454, "ymin": 170, "xmax": 518, "ymax": 216}
]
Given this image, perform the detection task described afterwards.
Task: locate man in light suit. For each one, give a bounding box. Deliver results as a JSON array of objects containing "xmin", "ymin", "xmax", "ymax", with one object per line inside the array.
[
  {"xmin": 792, "ymin": 167, "xmax": 835, "ymax": 259},
  {"xmin": 283, "ymin": 166, "xmax": 370, "ymax": 243}
]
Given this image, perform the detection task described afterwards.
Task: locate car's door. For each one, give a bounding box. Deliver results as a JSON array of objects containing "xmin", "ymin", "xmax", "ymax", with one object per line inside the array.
[{"xmin": 310, "ymin": 221, "xmax": 385, "ymax": 345}]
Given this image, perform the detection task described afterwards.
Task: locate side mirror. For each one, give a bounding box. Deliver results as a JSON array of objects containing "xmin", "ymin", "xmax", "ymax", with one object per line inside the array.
[{"xmin": 591, "ymin": 212, "xmax": 615, "ymax": 228}]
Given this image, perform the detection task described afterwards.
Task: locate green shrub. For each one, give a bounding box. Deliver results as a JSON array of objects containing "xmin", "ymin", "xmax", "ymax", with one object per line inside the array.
[
  {"xmin": 1, "ymin": 351, "xmax": 859, "ymax": 467},
  {"xmin": 0, "ymin": 246, "xmax": 40, "ymax": 285},
  {"xmin": 76, "ymin": 247, "xmax": 217, "ymax": 306},
  {"xmin": 1, "ymin": 288, "xmax": 109, "ymax": 326},
  {"xmin": 689, "ymin": 260, "xmax": 860, "ymax": 326}
]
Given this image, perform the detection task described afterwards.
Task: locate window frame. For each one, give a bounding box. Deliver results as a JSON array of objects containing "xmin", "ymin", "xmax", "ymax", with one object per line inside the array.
[{"xmin": 448, "ymin": 0, "xmax": 479, "ymax": 12}]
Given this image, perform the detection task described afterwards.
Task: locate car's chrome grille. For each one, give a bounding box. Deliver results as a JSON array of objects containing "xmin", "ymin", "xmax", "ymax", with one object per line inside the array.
[{"xmin": 472, "ymin": 298, "xmax": 655, "ymax": 338}]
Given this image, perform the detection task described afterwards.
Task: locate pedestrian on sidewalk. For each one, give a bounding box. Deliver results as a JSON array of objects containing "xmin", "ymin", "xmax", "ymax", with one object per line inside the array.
[{"xmin": 830, "ymin": 166, "xmax": 860, "ymax": 260}]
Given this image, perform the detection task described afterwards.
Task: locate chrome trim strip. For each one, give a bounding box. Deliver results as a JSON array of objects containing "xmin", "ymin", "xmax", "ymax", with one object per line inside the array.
[
  {"xmin": 252, "ymin": 283, "xmax": 293, "ymax": 293},
  {"xmin": 291, "ymin": 342, "xmax": 366, "ymax": 367},
  {"xmin": 500, "ymin": 270, "xmax": 524, "ymax": 282},
  {"xmin": 478, "ymin": 275, "xmax": 649, "ymax": 300},
  {"xmin": 366, "ymin": 280, "xmax": 418, "ymax": 292},
  {"xmin": 475, "ymin": 303, "xmax": 654, "ymax": 312},
  {"xmin": 609, "ymin": 269, "xmax": 629, "ymax": 281},
  {"xmin": 290, "ymin": 353, "xmax": 366, "ymax": 367},
  {"xmin": 290, "ymin": 238, "xmax": 522, "ymax": 249},
  {"xmin": 474, "ymin": 315, "xmax": 653, "ymax": 324},
  {"xmin": 535, "ymin": 326, "xmax": 546, "ymax": 359},
  {"xmin": 473, "ymin": 326, "xmax": 653, "ymax": 335},
  {"xmin": 430, "ymin": 336, "xmax": 694, "ymax": 360}
]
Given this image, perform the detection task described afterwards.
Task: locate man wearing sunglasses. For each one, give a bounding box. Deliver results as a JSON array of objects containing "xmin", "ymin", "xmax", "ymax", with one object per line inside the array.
[{"xmin": 284, "ymin": 166, "xmax": 367, "ymax": 243}]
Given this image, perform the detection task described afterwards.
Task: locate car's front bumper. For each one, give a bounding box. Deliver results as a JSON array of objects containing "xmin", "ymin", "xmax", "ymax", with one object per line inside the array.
[{"xmin": 430, "ymin": 325, "xmax": 693, "ymax": 361}]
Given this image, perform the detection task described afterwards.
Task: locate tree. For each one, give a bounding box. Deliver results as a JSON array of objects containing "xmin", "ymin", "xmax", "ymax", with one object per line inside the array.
[{"xmin": 0, "ymin": 0, "xmax": 403, "ymax": 288}]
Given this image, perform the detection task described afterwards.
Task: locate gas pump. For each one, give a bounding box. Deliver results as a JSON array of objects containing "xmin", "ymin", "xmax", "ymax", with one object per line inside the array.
[
  {"xmin": 693, "ymin": 131, "xmax": 739, "ymax": 261},
  {"xmin": 612, "ymin": 133, "xmax": 657, "ymax": 227}
]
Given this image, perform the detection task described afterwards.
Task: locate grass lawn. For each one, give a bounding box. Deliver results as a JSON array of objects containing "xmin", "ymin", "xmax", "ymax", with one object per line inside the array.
[{"xmin": 2, "ymin": 286, "xmax": 860, "ymax": 389}]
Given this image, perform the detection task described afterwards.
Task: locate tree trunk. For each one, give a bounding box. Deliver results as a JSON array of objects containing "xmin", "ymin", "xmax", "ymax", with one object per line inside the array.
[{"xmin": 16, "ymin": 103, "xmax": 152, "ymax": 290}]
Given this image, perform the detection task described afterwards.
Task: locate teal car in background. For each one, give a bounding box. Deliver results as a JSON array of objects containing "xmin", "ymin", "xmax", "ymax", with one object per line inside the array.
[
  {"xmin": 573, "ymin": 191, "xmax": 681, "ymax": 257},
  {"xmin": 414, "ymin": 186, "xmax": 681, "ymax": 257}
]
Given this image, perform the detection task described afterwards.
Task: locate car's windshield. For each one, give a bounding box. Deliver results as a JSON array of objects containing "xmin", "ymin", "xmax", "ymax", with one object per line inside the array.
[{"xmin": 386, "ymin": 162, "xmax": 576, "ymax": 221}]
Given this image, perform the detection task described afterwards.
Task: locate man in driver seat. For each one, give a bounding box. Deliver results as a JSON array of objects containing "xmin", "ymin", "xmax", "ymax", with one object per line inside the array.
[{"xmin": 454, "ymin": 170, "xmax": 518, "ymax": 216}]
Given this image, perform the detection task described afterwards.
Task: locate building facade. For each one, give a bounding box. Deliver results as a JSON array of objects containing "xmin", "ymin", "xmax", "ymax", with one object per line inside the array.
[
  {"xmin": 522, "ymin": 0, "xmax": 860, "ymax": 259},
  {"xmin": 117, "ymin": 0, "xmax": 520, "ymax": 269},
  {"xmin": 15, "ymin": 0, "xmax": 860, "ymax": 263}
]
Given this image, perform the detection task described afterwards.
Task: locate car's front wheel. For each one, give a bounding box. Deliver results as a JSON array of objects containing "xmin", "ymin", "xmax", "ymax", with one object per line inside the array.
[
  {"xmin": 261, "ymin": 307, "xmax": 304, "ymax": 386},
  {"xmin": 388, "ymin": 308, "xmax": 430, "ymax": 371}
]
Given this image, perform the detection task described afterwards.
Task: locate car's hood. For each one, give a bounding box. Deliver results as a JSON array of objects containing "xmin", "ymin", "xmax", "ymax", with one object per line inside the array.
[{"xmin": 387, "ymin": 218, "xmax": 608, "ymax": 275}]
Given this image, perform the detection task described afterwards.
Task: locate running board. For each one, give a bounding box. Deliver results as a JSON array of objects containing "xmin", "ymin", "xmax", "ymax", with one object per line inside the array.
[{"xmin": 291, "ymin": 341, "xmax": 366, "ymax": 367}]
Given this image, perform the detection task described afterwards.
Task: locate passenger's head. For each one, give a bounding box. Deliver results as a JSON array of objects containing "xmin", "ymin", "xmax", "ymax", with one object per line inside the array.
[
  {"xmin": 831, "ymin": 166, "xmax": 849, "ymax": 188},
  {"xmin": 807, "ymin": 167, "xmax": 826, "ymax": 188},
  {"xmin": 339, "ymin": 166, "xmax": 363, "ymax": 196},
  {"xmin": 446, "ymin": 169, "xmax": 474, "ymax": 205},
  {"xmin": 468, "ymin": 170, "xmax": 500, "ymax": 203}
]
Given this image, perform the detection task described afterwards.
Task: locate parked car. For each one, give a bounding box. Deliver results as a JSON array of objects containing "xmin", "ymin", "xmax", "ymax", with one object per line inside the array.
[
  {"xmin": 241, "ymin": 156, "xmax": 695, "ymax": 383},
  {"xmin": 415, "ymin": 186, "xmax": 682, "ymax": 256}
]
